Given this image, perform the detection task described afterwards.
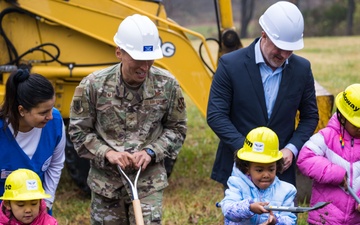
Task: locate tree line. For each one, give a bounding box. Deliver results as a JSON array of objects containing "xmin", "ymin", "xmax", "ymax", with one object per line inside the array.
[{"xmin": 164, "ymin": 0, "xmax": 359, "ymax": 38}]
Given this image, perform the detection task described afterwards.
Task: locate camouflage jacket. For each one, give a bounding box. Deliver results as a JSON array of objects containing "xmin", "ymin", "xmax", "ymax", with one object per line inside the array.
[{"xmin": 68, "ymin": 63, "xmax": 187, "ymax": 199}]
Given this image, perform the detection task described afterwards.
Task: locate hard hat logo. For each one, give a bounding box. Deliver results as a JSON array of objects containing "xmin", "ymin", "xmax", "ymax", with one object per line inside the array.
[
  {"xmin": 253, "ymin": 142, "xmax": 265, "ymax": 153},
  {"xmin": 26, "ymin": 180, "xmax": 38, "ymax": 190},
  {"xmin": 244, "ymin": 137, "xmax": 253, "ymax": 148},
  {"xmin": 143, "ymin": 46, "xmax": 154, "ymax": 52},
  {"xmin": 114, "ymin": 14, "xmax": 163, "ymax": 60},
  {"xmin": 343, "ymin": 92, "xmax": 360, "ymax": 112}
]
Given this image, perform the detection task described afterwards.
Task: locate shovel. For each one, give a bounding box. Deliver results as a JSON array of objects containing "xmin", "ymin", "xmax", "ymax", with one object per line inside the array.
[
  {"xmin": 347, "ymin": 186, "xmax": 360, "ymax": 204},
  {"xmin": 264, "ymin": 201, "xmax": 330, "ymax": 213},
  {"xmin": 117, "ymin": 165, "xmax": 144, "ymax": 225}
]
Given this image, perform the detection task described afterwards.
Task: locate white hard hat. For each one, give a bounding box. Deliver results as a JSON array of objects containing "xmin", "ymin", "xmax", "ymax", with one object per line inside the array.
[
  {"xmin": 114, "ymin": 14, "xmax": 163, "ymax": 60},
  {"xmin": 259, "ymin": 1, "xmax": 304, "ymax": 51}
]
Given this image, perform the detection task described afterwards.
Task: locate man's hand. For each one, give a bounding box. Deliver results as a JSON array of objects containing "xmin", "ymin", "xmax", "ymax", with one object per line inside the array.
[
  {"xmin": 280, "ymin": 148, "xmax": 294, "ymax": 172},
  {"xmin": 133, "ymin": 150, "xmax": 152, "ymax": 171},
  {"xmin": 105, "ymin": 150, "xmax": 136, "ymax": 169}
]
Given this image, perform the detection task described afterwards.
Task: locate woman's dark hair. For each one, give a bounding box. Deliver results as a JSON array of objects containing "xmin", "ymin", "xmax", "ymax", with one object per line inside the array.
[
  {"xmin": 234, "ymin": 150, "xmax": 284, "ymax": 174},
  {"xmin": 0, "ymin": 69, "xmax": 54, "ymax": 136}
]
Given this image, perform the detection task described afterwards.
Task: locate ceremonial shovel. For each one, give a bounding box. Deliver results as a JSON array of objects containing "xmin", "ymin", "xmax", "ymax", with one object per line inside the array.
[{"xmin": 118, "ymin": 165, "xmax": 144, "ymax": 225}]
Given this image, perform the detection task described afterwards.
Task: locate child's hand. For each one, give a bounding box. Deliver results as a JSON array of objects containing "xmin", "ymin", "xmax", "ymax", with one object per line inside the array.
[
  {"xmin": 249, "ymin": 202, "xmax": 269, "ymax": 214},
  {"xmin": 259, "ymin": 211, "xmax": 276, "ymax": 225},
  {"xmin": 356, "ymin": 204, "xmax": 360, "ymax": 212},
  {"xmin": 340, "ymin": 174, "xmax": 348, "ymax": 191}
]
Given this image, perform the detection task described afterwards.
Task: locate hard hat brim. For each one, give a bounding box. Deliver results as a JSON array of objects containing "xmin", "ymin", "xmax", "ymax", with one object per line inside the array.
[
  {"xmin": 126, "ymin": 48, "xmax": 163, "ymax": 61},
  {"xmin": 237, "ymin": 148, "xmax": 283, "ymax": 164},
  {"xmin": 0, "ymin": 192, "xmax": 51, "ymax": 201},
  {"xmin": 269, "ymin": 36, "xmax": 304, "ymax": 51},
  {"xmin": 114, "ymin": 36, "xmax": 163, "ymax": 61}
]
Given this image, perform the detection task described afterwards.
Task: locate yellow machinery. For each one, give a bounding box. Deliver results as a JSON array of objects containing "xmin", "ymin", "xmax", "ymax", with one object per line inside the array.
[
  {"xmin": 0, "ymin": 0, "xmax": 333, "ymax": 199},
  {"xmin": 0, "ymin": 0, "xmax": 225, "ymax": 118}
]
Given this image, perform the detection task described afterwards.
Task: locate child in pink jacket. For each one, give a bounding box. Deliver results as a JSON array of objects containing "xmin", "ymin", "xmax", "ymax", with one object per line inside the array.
[
  {"xmin": 297, "ymin": 83, "xmax": 360, "ymax": 225},
  {"xmin": 0, "ymin": 169, "xmax": 58, "ymax": 225}
]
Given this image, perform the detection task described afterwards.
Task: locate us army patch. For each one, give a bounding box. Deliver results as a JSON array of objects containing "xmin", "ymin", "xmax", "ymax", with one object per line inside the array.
[{"xmin": 177, "ymin": 97, "xmax": 185, "ymax": 113}]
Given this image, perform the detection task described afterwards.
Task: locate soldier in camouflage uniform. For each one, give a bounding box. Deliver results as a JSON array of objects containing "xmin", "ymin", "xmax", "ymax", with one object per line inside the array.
[{"xmin": 68, "ymin": 14, "xmax": 187, "ymax": 225}]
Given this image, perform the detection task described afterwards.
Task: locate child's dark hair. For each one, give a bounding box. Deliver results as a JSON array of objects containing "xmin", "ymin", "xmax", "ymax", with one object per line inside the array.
[
  {"xmin": 234, "ymin": 150, "xmax": 284, "ymax": 174},
  {"xmin": 0, "ymin": 69, "xmax": 54, "ymax": 136}
]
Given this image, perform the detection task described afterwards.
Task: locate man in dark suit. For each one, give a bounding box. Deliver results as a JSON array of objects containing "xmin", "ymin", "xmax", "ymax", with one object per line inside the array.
[{"xmin": 207, "ymin": 1, "xmax": 319, "ymax": 188}]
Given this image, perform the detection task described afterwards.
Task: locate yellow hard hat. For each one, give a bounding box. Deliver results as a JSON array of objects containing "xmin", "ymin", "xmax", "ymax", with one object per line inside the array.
[
  {"xmin": 0, "ymin": 169, "xmax": 51, "ymax": 201},
  {"xmin": 237, "ymin": 127, "xmax": 283, "ymax": 163},
  {"xmin": 335, "ymin": 83, "xmax": 360, "ymax": 128}
]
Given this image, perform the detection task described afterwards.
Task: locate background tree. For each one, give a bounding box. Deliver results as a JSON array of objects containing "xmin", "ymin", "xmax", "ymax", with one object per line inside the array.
[
  {"xmin": 239, "ymin": 0, "xmax": 255, "ymax": 38},
  {"xmin": 347, "ymin": 0, "xmax": 355, "ymax": 35},
  {"xmin": 163, "ymin": 0, "xmax": 359, "ymax": 38},
  {"xmin": 289, "ymin": 0, "xmax": 300, "ymax": 6}
]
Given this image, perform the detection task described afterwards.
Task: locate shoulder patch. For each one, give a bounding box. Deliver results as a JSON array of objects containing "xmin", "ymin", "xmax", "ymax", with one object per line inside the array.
[
  {"xmin": 74, "ymin": 87, "xmax": 84, "ymax": 97},
  {"xmin": 177, "ymin": 97, "xmax": 185, "ymax": 113}
]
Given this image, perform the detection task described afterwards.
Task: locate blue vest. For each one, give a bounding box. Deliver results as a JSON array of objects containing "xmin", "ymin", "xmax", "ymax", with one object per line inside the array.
[{"xmin": 0, "ymin": 108, "xmax": 63, "ymax": 196}]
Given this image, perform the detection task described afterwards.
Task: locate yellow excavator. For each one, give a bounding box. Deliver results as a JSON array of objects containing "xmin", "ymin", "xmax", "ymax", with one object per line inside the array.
[{"xmin": 0, "ymin": 0, "xmax": 333, "ymax": 200}]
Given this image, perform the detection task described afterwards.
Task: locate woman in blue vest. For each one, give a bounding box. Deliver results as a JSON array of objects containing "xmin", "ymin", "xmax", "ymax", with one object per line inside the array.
[{"xmin": 0, "ymin": 68, "xmax": 65, "ymax": 212}]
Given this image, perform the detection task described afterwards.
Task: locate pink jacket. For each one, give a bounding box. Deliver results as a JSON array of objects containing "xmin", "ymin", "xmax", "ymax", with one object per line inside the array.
[
  {"xmin": 0, "ymin": 199, "xmax": 57, "ymax": 225},
  {"xmin": 297, "ymin": 113, "xmax": 360, "ymax": 225}
]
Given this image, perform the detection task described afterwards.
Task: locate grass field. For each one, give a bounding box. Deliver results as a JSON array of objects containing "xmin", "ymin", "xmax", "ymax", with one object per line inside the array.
[{"xmin": 53, "ymin": 36, "xmax": 360, "ymax": 224}]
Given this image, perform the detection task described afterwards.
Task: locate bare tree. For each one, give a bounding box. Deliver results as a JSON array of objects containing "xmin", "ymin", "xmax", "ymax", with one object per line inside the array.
[
  {"xmin": 288, "ymin": 0, "xmax": 300, "ymax": 6},
  {"xmin": 240, "ymin": 0, "xmax": 255, "ymax": 38},
  {"xmin": 346, "ymin": 0, "xmax": 355, "ymax": 35}
]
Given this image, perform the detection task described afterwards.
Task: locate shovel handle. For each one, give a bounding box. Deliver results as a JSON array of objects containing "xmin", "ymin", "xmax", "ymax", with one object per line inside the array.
[
  {"xmin": 117, "ymin": 166, "xmax": 144, "ymax": 225},
  {"xmin": 133, "ymin": 199, "xmax": 145, "ymax": 225},
  {"xmin": 264, "ymin": 205, "xmax": 301, "ymax": 212}
]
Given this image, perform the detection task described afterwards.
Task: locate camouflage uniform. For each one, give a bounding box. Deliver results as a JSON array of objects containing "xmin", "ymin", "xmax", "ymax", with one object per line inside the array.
[{"xmin": 68, "ymin": 63, "xmax": 187, "ymax": 224}]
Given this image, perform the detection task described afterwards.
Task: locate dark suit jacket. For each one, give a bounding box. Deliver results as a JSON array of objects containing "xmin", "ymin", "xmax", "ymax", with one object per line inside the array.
[{"xmin": 207, "ymin": 38, "xmax": 319, "ymax": 187}]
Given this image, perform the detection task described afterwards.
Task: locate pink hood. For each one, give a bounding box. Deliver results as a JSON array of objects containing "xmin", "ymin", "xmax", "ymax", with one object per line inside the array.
[{"xmin": 0, "ymin": 199, "xmax": 57, "ymax": 225}]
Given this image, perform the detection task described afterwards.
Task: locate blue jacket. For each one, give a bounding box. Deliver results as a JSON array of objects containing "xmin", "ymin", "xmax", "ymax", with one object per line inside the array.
[
  {"xmin": 207, "ymin": 38, "xmax": 319, "ymax": 186},
  {"xmin": 218, "ymin": 164, "xmax": 297, "ymax": 225},
  {"xmin": 0, "ymin": 108, "xmax": 63, "ymax": 195}
]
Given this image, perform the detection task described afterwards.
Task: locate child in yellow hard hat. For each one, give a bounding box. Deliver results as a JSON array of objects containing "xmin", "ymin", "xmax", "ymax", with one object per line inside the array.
[
  {"xmin": 297, "ymin": 83, "xmax": 360, "ymax": 224},
  {"xmin": 0, "ymin": 168, "xmax": 58, "ymax": 225},
  {"xmin": 217, "ymin": 127, "xmax": 297, "ymax": 225}
]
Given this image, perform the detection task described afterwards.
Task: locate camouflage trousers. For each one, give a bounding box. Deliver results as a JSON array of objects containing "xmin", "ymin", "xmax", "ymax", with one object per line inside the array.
[{"xmin": 90, "ymin": 188, "xmax": 163, "ymax": 225}]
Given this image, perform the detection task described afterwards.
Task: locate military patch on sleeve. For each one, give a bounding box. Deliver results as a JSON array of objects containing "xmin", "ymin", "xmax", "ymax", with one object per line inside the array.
[
  {"xmin": 74, "ymin": 86, "xmax": 84, "ymax": 97},
  {"xmin": 73, "ymin": 99, "xmax": 84, "ymax": 114},
  {"xmin": 177, "ymin": 97, "xmax": 185, "ymax": 113}
]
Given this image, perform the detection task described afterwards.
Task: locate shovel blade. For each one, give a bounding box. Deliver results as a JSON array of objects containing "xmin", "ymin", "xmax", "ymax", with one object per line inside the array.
[{"xmin": 310, "ymin": 201, "xmax": 330, "ymax": 210}]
